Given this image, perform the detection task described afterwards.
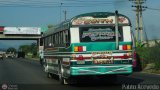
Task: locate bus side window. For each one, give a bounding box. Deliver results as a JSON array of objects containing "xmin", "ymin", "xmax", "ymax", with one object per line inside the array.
[
  {"xmin": 52, "ymin": 34, "xmax": 55, "ymax": 47},
  {"xmin": 61, "ymin": 31, "xmax": 63, "ymax": 45},
  {"xmin": 55, "ymin": 33, "xmax": 58, "ymax": 46},
  {"xmin": 63, "ymin": 31, "xmax": 66, "ymax": 45}
]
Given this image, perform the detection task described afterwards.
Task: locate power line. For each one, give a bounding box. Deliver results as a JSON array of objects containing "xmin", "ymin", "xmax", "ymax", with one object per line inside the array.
[
  {"xmin": 0, "ymin": 0, "xmax": 123, "ymax": 6},
  {"xmin": 147, "ymin": 7, "xmax": 160, "ymax": 11},
  {"xmin": 0, "ymin": 4, "xmax": 116, "ymax": 8},
  {"xmin": 0, "ymin": 0, "xmax": 113, "ymax": 4},
  {"xmin": 0, "ymin": 1, "xmax": 114, "ymax": 8},
  {"xmin": 0, "ymin": 1, "xmax": 59, "ymax": 5},
  {"xmin": 0, "ymin": 0, "xmax": 128, "ymax": 8}
]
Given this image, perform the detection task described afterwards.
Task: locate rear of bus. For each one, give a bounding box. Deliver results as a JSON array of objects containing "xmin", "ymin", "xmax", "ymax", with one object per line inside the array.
[{"xmin": 68, "ymin": 12, "xmax": 135, "ymax": 76}]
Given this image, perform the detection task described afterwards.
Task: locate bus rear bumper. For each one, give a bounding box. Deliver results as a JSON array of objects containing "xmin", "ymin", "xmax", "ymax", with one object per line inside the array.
[{"xmin": 70, "ymin": 65, "xmax": 132, "ymax": 76}]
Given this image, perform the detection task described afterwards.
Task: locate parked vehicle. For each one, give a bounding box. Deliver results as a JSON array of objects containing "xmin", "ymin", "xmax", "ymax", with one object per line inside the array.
[
  {"xmin": 17, "ymin": 51, "xmax": 25, "ymax": 58},
  {"xmin": 0, "ymin": 54, "xmax": 4, "ymax": 60},
  {"xmin": 6, "ymin": 53, "xmax": 14, "ymax": 58},
  {"xmin": 0, "ymin": 52, "xmax": 5, "ymax": 60}
]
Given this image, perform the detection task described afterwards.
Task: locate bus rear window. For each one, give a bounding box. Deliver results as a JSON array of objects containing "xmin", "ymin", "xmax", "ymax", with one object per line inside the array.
[{"xmin": 79, "ymin": 26, "xmax": 123, "ymax": 42}]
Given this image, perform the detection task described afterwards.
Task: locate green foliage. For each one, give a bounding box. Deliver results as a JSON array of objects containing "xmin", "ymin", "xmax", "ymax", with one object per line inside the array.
[
  {"xmin": 47, "ymin": 24, "xmax": 54, "ymax": 29},
  {"xmin": 6, "ymin": 47, "xmax": 16, "ymax": 53},
  {"xmin": 136, "ymin": 40, "xmax": 160, "ymax": 70},
  {"xmin": 19, "ymin": 45, "xmax": 30, "ymax": 54},
  {"xmin": 136, "ymin": 41, "xmax": 145, "ymax": 48},
  {"xmin": 30, "ymin": 43, "xmax": 37, "ymax": 57},
  {"xmin": 19, "ymin": 43, "xmax": 38, "ymax": 58}
]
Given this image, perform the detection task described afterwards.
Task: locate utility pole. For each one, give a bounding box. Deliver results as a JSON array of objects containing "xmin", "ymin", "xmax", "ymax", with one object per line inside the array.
[
  {"xmin": 63, "ymin": 10, "xmax": 67, "ymax": 21},
  {"xmin": 129, "ymin": 0, "xmax": 147, "ymax": 42},
  {"xmin": 60, "ymin": 3, "xmax": 63, "ymax": 22}
]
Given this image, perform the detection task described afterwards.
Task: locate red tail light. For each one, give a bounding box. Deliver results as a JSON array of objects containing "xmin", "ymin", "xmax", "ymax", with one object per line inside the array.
[
  {"xmin": 119, "ymin": 45, "xmax": 131, "ymax": 50},
  {"xmin": 78, "ymin": 46, "xmax": 83, "ymax": 52},
  {"xmin": 74, "ymin": 46, "xmax": 86, "ymax": 52},
  {"xmin": 122, "ymin": 45, "xmax": 127, "ymax": 50}
]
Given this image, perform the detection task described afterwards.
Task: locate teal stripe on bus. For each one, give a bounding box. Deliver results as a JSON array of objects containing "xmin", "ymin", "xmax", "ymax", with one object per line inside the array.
[
  {"xmin": 60, "ymin": 42, "xmax": 132, "ymax": 52},
  {"xmin": 46, "ymin": 42, "xmax": 132, "ymax": 52}
]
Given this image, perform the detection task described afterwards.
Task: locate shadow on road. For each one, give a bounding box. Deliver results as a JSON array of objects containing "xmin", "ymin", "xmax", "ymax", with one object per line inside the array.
[{"xmin": 70, "ymin": 75, "xmax": 144, "ymax": 87}]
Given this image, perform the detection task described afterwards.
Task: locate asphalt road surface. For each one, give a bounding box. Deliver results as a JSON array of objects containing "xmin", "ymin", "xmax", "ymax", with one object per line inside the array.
[{"xmin": 0, "ymin": 58, "xmax": 160, "ymax": 90}]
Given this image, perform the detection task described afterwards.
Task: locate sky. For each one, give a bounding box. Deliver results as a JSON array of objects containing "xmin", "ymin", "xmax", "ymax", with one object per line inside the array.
[{"xmin": 0, "ymin": 0, "xmax": 159, "ymax": 49}]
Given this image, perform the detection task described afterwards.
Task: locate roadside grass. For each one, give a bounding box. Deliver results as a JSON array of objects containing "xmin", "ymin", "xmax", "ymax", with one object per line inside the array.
[
  {"xmin": 26, "ymin": 55, "xmax": 39, "ymax": 61},
  {"xmin": 143, "ymin": 69, "xmax": 160, "ymax": 74},
  {"xmin": 136, "ymin": 42, "xmax": 160, "ymax": 74}
]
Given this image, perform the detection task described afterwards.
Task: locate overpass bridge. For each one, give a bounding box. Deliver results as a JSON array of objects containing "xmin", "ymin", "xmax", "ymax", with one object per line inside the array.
[
  {"xmin": 0, "ymin": 34, "xmax": 41, "ymax": 40},
  {"xmin": 0, "ymin": 26, "xmax": 48, "ymax": 50}
]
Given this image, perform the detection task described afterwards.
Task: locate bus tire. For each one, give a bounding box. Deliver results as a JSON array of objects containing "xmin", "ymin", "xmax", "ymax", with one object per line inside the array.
[
  {"xmin": 47, "ymin": 72, "xmax": 52, "ymax": 78},
  {"xmin": 59, "ymin": 64, "xmax": 69, "ymax": 85},
  {"xmin": 59, "ymin": 74, "xmax": 69, "ymax": 85}
]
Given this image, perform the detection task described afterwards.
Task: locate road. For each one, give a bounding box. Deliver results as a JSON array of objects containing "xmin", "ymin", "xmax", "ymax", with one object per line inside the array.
[{"xmin": 0, "ymin": 58, "xmax": 160, "ymax": 90}]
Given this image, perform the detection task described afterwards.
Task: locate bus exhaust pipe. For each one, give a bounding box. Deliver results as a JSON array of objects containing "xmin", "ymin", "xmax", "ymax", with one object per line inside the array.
[{"xmin": 115, "ymin": 10, "xmax": 119, "ymax": 50}]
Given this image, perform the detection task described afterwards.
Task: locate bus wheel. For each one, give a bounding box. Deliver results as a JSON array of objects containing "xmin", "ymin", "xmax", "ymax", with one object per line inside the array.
[
  {"xmin": 59, "ymin": 65, "xmax": 69, "ymax": 85},
  {"xmin": 47, "ymin": 72, "xmax": 53, "ymax": 78}
]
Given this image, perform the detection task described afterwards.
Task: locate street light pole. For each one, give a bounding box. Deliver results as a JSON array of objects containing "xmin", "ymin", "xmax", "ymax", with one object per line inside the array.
[
  {"xmin": 60, "ymin": 3, "xmax": 63, "ymax": 22},
  {"xmin": 63, "ymin": 10, "xmax": 67, "ymax": 21}
]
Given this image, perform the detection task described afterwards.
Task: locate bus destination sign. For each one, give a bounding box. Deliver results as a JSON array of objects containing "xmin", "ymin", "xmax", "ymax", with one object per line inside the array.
[{"xmin": 72, "ymin": 16, "xmax": 129, "ymax": 25}]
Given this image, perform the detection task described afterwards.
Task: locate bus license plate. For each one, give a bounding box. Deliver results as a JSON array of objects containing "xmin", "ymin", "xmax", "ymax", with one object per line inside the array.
[
  {"xmin": 77, "ymin": 60, "xmax": 85, "ymax": 64},
  {"xmin": 93, "ymin": 59, "xmax": 114, "ymax": 64}
]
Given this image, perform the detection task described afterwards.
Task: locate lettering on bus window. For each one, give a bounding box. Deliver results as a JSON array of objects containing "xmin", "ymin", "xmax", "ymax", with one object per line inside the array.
[{"xmin": 80, "ymin": 27, "xmax": 122, "ymax": 42}]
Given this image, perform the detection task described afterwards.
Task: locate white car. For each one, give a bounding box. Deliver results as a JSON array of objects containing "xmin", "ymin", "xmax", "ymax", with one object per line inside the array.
[
  {"xmin": 6, "ymin": 53, "xmax": 14, "ymax": 58},
  {"xmin": 0, "ymin": 54, "xmax": 4, "ymax": 60}
]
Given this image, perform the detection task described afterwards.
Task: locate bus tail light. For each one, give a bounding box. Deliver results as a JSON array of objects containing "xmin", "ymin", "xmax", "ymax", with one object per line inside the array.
[
  {"xmin": 127, "ymin": 45, "xmax": 131, "ymax": 50},
  {"xmin": 78, "ymin": 46, "xmax": 83, "ymax": 52},
  {"xmin": 119, "ymin": 45, "xmax": 131, "ymax": 50},
  {"xmin": 74, "ymin": 46, "xmax": 78, "ymax": 52},
  {"xmin": 74, "ymin": 46, "xmax": 86, "ymax": 52},
  {"xmin": 123, "ymin": 45, "xmax": 127, "ymax": 50}
]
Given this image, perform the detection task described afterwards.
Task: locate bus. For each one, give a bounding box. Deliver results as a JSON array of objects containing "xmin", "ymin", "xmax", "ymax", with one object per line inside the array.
[{"xmin": 42, "ymin": 11, "xmax": 136, "ymax": 84}]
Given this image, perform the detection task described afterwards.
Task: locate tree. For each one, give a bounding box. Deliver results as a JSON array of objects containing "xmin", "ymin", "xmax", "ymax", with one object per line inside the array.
[
  {"xmin": 18, "ymin": 43, "xmax": 38, "ymax": 58},
  {"xmin": 19, "ymin": 45, "xmax": 30, "ymax": 54},
  {"xmin": 47, "ymin": 24, "xmax": 54, "ymax": 29},
  {"xmin": 6, "ymin": 47, "xmax": 16, "ymax": 54},
  {"xmin": 30, "ymin": 43, "xmax": 38, "ymax": 57}
]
